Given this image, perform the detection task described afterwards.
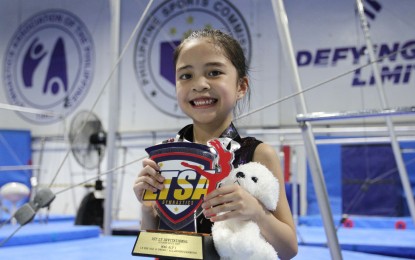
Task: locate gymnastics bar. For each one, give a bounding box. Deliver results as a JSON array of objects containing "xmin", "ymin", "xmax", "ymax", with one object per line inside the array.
[
  {"xmin": 0, "ymin": 103, "xmax": 59, "ymax": 117},
  {"xmin": 0, "ymin": 165, "xmax": 40, "ymax": 172},
  {"xmin": 296, "ymin": 106, "xmax": 415, "ymax": 122}
]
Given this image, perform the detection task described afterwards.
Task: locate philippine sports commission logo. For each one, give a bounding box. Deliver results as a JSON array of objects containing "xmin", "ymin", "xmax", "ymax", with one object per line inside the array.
[
  {"xmin": 134, "ymin": 0, "xmax": 251, "ymax": 118},
  {"xmin": 3, "ymin": 10, "xmax": 94, "ymax": 124}
]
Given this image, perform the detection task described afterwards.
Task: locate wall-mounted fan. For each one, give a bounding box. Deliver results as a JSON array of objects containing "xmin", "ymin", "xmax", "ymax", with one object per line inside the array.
[{"xmin": 68, "ymin": 110, "xmax": 107, "ymax": 227}]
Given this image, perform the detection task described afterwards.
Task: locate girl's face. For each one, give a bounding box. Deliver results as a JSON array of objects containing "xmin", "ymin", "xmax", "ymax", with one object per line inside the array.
[{"xmin": 175, "ymin": 39, "xmax": 247, "ymax": 127}]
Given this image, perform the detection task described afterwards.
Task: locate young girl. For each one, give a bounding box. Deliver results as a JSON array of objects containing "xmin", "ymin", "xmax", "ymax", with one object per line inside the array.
[{"xmin": 133, "ymin": 29, "xmax": 298, "ymax": 259}]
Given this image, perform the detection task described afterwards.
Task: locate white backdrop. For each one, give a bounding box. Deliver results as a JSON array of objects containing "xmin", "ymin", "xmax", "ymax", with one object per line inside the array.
[{"xmin": 1, "ymin": 0, "xmax": 414, "ymax": 133}]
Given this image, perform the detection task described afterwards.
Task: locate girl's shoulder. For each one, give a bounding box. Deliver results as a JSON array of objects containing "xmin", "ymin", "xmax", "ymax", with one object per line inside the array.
[
  {"xmin": 252, "ymin": 142, "xmax": 280, "ymax": 164},
  {"xmin": 233, "ymin": 136, "xmax": 262, "ymax": 166},
  {"xmin": 239, "ymin": 136, "xmax": 262, "ymax": 147}
]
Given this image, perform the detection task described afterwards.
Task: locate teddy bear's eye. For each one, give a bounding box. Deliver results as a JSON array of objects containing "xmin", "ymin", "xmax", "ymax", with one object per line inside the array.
[
  {"xmin": 236, "ymin": 171, "xmax": 245, "ymax": 178},
  {"xmin": 251, "ymin": 176, "xmax": 258, "ymax": 183}
]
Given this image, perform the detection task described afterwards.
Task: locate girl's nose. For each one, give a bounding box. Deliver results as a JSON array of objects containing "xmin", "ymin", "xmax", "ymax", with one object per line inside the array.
[{"xmin": 192, "ymin": 77, "xmax": 210, "ymax": 92}]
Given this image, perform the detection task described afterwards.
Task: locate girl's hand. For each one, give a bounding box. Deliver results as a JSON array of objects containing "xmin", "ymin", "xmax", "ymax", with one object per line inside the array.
[
  {"xmin": 133, "ymin": 158, "xmax": 165, "ymax": 203},
  {"xmin": 201, "ymin": 184, "xmax": 265, "ymax": 222}
]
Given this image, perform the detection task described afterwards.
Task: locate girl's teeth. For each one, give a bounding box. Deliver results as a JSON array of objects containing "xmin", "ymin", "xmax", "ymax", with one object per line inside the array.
[{"xmin": 194, "ymin": 99, "xmax": 214, "ymax": 106}]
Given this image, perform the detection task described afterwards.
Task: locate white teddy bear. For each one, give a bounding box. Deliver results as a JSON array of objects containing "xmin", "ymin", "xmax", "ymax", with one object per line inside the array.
[{"xmin": 211, "ymin": 162, "xmax": 280, "ymax": 260}]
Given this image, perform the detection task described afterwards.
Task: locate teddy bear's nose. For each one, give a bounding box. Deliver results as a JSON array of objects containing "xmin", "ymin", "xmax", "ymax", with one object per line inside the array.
[{"xmin": 236, "ymin": 171, "xmax": 245, "ymax": 178}]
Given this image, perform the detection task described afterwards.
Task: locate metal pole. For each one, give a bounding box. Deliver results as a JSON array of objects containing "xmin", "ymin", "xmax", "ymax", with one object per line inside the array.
[
  {"xmin": 356, "ymin": 0, "xmax": 415, "ymax": 226},
  {"xmin": 104, "ymin": 0, "xmax": 121, "ymax": 236},
  {"xmin": 271, "ymin": 1, "xmax": 343, "ymax": 259}
]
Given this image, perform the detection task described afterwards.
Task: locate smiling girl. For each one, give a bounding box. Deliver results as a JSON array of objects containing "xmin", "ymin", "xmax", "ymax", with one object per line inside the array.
[{"xmin": 134, "ymin": 29, "xmax": 298, "ymax": 259}]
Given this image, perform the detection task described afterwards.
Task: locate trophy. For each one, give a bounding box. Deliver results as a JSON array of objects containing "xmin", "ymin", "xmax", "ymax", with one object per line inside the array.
[{"xmin": 132, "ymin": 138, "xmax": 238, "ymax": 259}]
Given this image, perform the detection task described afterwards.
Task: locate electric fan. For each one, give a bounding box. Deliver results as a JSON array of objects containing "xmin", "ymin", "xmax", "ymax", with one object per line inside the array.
[
  {"xmin": 68, "ymin": 110, "xmax": 107, "ymax": 227},
  {"xmin": 68, "ymin": 110, "xmax": 106, "ymax": 170}
]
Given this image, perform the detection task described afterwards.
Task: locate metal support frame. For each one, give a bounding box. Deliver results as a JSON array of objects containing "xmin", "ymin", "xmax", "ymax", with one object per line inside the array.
[
  {"xmin": 104, "ymin": 0, "xmax": 121, "ymax": 236},
  {"xmin": 272, "ymin": 1, "xmax": 415, "ymax": 259},
  {"xmin": 271, "ymin": 1, "xmax": 343, "ymax": 259},
  {"xmin": 355, "ymin": 0, "xmax": 415, "ymax": 226},
  {"xmin": 297, "ymin": 106, "xmax": 415, "ymax": 122}
]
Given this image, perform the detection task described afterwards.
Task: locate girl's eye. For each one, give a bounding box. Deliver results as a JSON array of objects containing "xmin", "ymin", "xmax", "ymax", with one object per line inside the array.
[
  {"xmin": 208, "ymin": 70, "xmax": 222, "ymax": 77},
  {"xmin": 179, "ymin": 73, "xmax": 192, "ymax": 80}
]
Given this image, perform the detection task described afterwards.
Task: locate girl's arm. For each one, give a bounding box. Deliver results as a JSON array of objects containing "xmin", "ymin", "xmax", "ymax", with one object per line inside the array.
[
  {"xmin": 140, "ymin": 202, "xmax": 159, "ymax": 230},
  {"xmin": 252, "ymin": 143, "xmax": 298, "ymax": 260}
]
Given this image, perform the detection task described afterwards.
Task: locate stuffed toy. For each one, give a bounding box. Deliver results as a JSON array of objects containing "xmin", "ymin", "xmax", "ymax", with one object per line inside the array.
[{"xmin": 211, "ymin": 162, "xmax": 279, "ymax": 260}]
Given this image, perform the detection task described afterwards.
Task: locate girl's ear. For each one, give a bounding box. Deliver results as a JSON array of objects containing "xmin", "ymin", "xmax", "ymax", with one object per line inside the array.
[{"xmin": 237, "ymin": 76, "xmax": 249, "ymax": 100}]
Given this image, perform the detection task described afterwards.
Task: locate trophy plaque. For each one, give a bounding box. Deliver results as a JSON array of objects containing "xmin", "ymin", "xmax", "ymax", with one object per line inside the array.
[{"xmin": 132, "ymin": 139, "xmax": 238, "ymax": 259}]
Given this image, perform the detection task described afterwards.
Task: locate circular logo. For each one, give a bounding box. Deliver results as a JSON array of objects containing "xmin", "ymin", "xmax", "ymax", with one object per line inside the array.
[
  {"xmin": 134, "ymin": 0, "xmax": 251, "ymax": 118},
  {"xmin": 3, "ymin": 9, "xmax": 94, "ymax": 124}
]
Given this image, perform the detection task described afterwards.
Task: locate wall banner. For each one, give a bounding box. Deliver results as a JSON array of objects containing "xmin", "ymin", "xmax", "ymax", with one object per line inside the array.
[
  {"xmin": 133, "ymin": 0, "xmax": 252, "ymax": 118},
  {"xmin": 3, "ymin": 9, "xmax": 94, "ymax": 124}
]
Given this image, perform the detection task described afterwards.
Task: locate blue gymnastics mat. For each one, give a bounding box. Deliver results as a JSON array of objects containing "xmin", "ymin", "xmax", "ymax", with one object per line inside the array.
[
  {"xmin": 1, "ymin": 216, "xmax": 414, "ymax": 259},
  {"xmin": 0, "ymin": 221, "xmax": 100, "ymax": 247},
  {"xmin": 297, "ymin": 226, "xmax": 415, "ymax": 258},
  {"xmin": 0, "ymin": 235, "xmax": 412, "ymax": 260},
  {"xmin": 297, "ymin": 215, "xmax": 415, "ymax": 258}
]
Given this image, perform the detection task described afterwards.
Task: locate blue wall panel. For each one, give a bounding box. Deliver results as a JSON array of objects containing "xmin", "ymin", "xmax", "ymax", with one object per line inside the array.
[
  {"xmin": 306, "ymin": 137, "xmax": 415, "ymax": 217},
  {"xmin": 0, "ymin": 129, "xmax": 32, "ymax": 190}
]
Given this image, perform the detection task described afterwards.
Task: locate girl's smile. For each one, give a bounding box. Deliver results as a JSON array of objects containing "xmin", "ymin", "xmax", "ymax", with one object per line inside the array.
[{"xmin": 190, "ymin": 97, "xmax": 218, "ymax": 108}]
